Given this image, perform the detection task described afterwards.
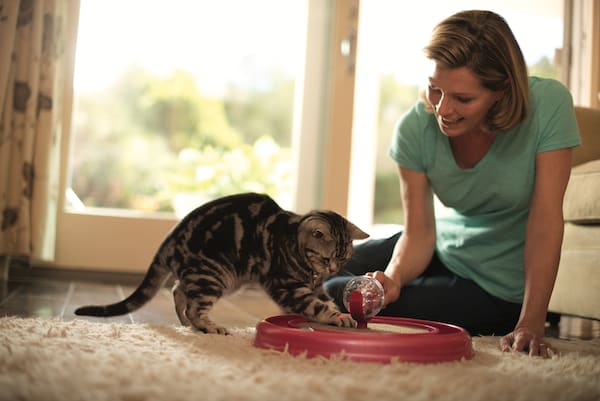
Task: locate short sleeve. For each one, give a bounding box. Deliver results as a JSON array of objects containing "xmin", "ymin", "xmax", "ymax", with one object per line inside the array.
[
  {"xmin": 532, "ymin": 78, "xmax": 581, "ymax": 152},
  {"xmin": 388, "ymin": 102, "xmax": 432, "ymax": 172}
]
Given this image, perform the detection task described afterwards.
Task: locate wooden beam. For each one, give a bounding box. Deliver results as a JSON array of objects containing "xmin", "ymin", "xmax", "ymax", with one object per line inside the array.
[
  {"xmin": 321, "ymin": 0, "xmax": 359, "ymax": 214},
  {"xmin": 590, "ymin": 0, "xmax": 600, "ymax": 108}
]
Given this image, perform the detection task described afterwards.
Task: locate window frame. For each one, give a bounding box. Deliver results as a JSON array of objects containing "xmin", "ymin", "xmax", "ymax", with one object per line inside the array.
[{"xmin": 564, "ymin": 0, "xmax": 600, "ymax": 107}]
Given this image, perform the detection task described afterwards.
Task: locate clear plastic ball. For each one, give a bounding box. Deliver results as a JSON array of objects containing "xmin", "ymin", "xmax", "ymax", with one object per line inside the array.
[{"xmin": 342, "ymin": 275, "xmax": 385, "ymax": 319}]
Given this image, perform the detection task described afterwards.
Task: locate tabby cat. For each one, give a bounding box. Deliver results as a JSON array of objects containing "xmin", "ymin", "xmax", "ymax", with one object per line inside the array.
[{"xmin": 75, "ymin": 193, "xmax": 369, "ymax": 334}]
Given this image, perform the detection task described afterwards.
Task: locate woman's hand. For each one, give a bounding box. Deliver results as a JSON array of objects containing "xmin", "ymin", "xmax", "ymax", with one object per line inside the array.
[
  {"xmin": 500, "ymin": 326, "xmax": 554, "ymax": 358},
  {"xmin": 366, "ymin": 270, "xmax": 401, "ymax": 307}
]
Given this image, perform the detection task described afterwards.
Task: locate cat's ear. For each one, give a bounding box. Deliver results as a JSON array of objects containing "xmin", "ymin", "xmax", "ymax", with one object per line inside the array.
[{"xmin": 347, "ymin": 221, "xmax": 369, "ymax": 241}]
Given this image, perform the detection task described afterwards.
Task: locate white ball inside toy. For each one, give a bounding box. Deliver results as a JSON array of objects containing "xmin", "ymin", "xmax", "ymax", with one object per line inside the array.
[{"xmin": 342, "ymin": 275, "xmax": 385, "ymax": 319}]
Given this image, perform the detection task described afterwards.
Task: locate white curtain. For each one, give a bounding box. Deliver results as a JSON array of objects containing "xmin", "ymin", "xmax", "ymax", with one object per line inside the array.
[{"xmin": 0, "ymin": 0, "xmax": 73, "ymax": 262}]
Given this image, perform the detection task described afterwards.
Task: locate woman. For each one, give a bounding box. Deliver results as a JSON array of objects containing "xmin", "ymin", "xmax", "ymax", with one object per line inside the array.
[{"xmin": 325, "ymin": 10, "xmax": 581, "ymax": 357}]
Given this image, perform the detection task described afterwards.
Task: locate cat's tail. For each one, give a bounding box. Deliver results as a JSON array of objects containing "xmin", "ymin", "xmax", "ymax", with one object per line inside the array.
[{"xmin": 74, "ymin": 262, "xmax": 171, "ymax": 317}]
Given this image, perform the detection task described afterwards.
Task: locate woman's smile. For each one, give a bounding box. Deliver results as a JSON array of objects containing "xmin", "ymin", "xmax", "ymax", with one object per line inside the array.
[
  {"xmin": 441, "ymin": 116, "xmax": 464, "ymax": 124},
  {"xmin": 427, "ymin": 65, "xmax": 500, "ymax": 137},
  {"xmin": 439, "ymin": 116, "xmax": 465, "ymax": 131}
]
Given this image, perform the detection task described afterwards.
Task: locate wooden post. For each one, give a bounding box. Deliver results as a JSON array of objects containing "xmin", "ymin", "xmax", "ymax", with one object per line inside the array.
[{"xmin": 321, "ymin": 0, "xmax": 359, "ymax": 214}]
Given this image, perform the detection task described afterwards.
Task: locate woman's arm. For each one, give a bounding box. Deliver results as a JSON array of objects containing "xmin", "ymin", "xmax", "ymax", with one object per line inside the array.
[
  {"xmin": 370, "ymin": 165, "xmax": 436, "ymax": 305},
  {"xmin": 500, "ymin": 147, "xmax": 573, "ymax": 357}
]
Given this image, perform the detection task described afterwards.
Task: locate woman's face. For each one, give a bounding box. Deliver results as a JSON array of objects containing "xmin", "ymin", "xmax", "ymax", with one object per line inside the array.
[{"xmin": 426, "ymin": 64, "xmax": 501, "ymax": 137}]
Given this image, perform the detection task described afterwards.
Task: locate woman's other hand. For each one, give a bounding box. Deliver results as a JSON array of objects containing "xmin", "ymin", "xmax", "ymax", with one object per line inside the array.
[{"xmin": 500, "ymin": 326, "xmax": 555, "ymax": 358}]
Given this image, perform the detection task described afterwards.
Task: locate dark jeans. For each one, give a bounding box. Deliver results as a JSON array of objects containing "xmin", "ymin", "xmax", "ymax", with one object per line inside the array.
[{"xmin": 324, "ymin": 232, "xmax": 523, "ymax": 336}]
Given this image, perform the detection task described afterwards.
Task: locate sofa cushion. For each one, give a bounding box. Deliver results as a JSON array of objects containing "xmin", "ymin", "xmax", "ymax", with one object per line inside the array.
[
  {"xmin": 549, "ymin": 245, "xmax": 600, "ymax": 320},
  {"xmin": 563, "ymin": 159, "xmax": 600, "ymax": 224}
]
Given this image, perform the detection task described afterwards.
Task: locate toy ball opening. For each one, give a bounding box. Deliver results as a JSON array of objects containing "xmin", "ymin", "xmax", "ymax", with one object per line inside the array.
[{"xmin": 342, "ymin": 276, "xmax": 385, "ymax": 319}]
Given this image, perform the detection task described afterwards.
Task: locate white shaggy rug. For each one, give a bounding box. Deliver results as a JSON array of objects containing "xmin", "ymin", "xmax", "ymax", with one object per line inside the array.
[{"xmin": 1, "ymin": 317, "xmax": 599, "ymax": 401}]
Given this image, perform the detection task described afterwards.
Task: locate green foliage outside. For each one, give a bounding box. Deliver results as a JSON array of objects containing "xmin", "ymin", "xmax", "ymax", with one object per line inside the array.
[
  {"xmin": 71, "ymin": 56, "xmax": 558, "ymax": 220},
  {"xmin": 70, "ymin": 67, "xmax": 294, "ymax": 214},
  {"xmin": 165, "ymin": 139, "xmax": 292, "ymax": 217},
  {"xmin": 372, "ymin": 76, "xmax": 419, "ymax": 225}
]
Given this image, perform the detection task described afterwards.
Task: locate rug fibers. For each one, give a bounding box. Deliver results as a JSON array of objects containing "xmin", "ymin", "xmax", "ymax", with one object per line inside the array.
[{"xmin": 0, "ymin": 317, "xmax": 599, "ymax": 401}]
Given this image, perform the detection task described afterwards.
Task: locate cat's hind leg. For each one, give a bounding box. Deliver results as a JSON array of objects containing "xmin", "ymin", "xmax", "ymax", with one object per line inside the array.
[
  {"xmin": 172, "ymin": 280, "xmax": 191, "ymax": 327},
  {"xmin": 179, "ymin": 277, "xmax": 229, "ymax": 335},
  {"xmin": 186, "ymin": 297, "xmax": 229, "ymax": 335}
]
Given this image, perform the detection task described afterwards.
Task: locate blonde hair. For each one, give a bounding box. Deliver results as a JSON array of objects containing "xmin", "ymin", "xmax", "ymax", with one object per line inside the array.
[{"xmin": 423, "ymin": 10, "xmax": 529, "ymax": 132}]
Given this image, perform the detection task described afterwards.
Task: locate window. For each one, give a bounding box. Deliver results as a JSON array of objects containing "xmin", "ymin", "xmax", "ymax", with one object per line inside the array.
[
  {"xmin": 56, "ymin": 0, "xmax": 346, "ymax": 272},
  {"xmin": 69, "ymin": 0, "xmax": 307, "ymax": 217}
]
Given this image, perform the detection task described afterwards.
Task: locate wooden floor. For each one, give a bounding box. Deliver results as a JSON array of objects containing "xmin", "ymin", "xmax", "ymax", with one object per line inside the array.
[
  {"xmin": 1, "ymin": 265, "xmax": 599, "ymax": 340},
  {"xmin": 0, "ymin": 266, "xmax": 282, "ymax": 330}
]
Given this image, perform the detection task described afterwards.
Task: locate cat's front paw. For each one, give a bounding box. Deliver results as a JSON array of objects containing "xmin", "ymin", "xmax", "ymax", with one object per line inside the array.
[
  {"xmin": 316, "ymin": 312, "xmax": 356, "ymax": 328},
  {"xmin": 330, "ymin": 314, "xmax": 356, "ymax": 328}
]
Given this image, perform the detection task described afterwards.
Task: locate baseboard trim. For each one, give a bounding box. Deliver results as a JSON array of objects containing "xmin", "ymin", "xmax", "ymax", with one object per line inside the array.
[{"xmin": 9, "ymin": 263, "xmax": 148, "ymax": 286}]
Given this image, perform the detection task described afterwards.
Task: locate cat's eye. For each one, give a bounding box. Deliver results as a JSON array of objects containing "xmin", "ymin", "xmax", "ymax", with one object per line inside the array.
[{"xmin": 312, "ymin": 230, "xmax": 324, "ymax": 239}]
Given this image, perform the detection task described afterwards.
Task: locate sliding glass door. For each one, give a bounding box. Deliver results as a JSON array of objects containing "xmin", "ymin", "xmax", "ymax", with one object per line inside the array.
[{"xmin": 56, "ymin": 0, "xmax": 355, "ymax": 272}]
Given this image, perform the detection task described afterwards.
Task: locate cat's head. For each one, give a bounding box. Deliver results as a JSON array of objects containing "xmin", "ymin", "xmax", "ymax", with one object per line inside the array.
[{"xmin": 297, "ymin": 211, "xmax": 369, "ymax": 281}]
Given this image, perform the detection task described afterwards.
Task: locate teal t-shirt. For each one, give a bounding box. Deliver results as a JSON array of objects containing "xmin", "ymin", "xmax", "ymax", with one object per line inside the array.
[{"xmin": 388, "ymin": 77, "xmax": 581, "ymax": 303}]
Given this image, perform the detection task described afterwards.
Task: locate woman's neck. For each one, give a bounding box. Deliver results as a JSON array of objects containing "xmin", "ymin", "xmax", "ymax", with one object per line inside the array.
[{"xmin": 448, "ymin": 131, "xmax": 496, "ymax": 169}]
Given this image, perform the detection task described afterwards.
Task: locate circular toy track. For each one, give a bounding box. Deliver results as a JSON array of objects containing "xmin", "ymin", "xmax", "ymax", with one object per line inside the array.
[{"xmin": 254, "ymin": 314, "xmax": 474, "ymax": 364}]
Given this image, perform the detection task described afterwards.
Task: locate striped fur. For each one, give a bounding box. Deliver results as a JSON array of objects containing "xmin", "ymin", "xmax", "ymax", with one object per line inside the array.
[{"xmin": 74, "ymin": 193, "xmax": 369, "ymax": 334}]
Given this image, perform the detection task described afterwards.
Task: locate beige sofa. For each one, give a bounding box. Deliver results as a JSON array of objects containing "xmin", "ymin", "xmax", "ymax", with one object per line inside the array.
[{"xmin": 548, "ymin": 106, "xmax": 600, "ymax": 321}]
